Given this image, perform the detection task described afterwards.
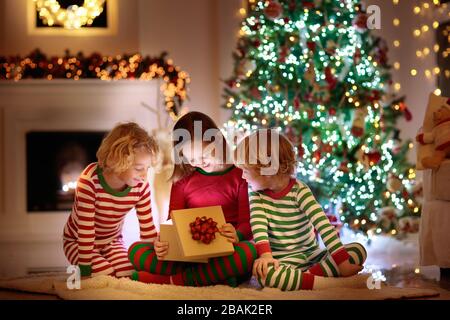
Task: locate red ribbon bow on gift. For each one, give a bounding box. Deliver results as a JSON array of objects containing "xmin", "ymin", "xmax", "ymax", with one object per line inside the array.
[{"xmin": 190, "ymin": 216, "xmax": 219, "ymax": 244}]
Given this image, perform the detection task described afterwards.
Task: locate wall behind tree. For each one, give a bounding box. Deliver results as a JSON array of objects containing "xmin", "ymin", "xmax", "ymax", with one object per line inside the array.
[
  {"xmin": 367, "ymin": 0, "xmax": 449, "ymax": 163},
  {"xmin": 138, "ymin": 0, "xmax": 219, "ymax": 121},
  {"xmin": 0, "ymin": 0, "xmax": 5, "ymax": 54},
  {"xmin": 138, "ymin": 0, "xmax": 242, "ymax": 124}
]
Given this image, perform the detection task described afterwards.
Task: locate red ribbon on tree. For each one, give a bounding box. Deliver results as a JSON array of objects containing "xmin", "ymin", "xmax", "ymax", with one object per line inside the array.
[
  {"xmin": 399, "ymin": 102, "xmax": 412, "ymax": 121},
  {"xmin": 190, "ymin": 216, "xmax": 219, "ymax": 244}
]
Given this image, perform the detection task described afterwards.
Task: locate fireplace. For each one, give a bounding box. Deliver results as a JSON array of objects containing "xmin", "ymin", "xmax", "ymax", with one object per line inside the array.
[
  {"xmin": 26, "ymin": 131, "xmax": 107, "ymax": 212},
  {"xmin": 0, "ymin": 79, "xmax": 173, "ymax": 278},
  {"xmin": 0, "ymin": 79, "xmax": 164, "ymax": 243}
]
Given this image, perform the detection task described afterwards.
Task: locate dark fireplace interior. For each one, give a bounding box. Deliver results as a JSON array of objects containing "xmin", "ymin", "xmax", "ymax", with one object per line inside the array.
[{"xmin": 26, "ymin": 131, "xmax": 106, "ymax": 212}]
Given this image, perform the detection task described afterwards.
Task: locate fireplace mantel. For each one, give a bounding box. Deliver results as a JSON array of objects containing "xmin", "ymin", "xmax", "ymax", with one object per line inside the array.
[{"xmin": 0, "ymin": 80, "xmax": 165, "ymax": 242}]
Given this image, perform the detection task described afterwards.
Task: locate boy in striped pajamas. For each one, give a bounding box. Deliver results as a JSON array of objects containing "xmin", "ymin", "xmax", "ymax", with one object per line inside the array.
[
  {"xmin": 236, "ymin": 129, "xmax": 367, "ymax": 290},
  {"xmin": 63, "ymin": 122, "xmax": 159, "ymax": 278}
]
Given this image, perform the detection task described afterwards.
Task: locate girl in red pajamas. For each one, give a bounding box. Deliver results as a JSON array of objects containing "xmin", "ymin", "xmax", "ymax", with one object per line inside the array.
[
  {"xmin": 63, "ymin": 122, "xmax": 159, "ymax": 278},
  {"xmin": 128, "ymin": 112, "xmax": 257, "ymax": 286}
]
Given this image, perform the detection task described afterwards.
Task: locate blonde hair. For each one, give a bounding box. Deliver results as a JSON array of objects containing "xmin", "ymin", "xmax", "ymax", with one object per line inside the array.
[
  {"xmin": 96, "ymin": 122, "xmax": 159, "ymax": 173},
  {"xmin": 236, "ymin": 129, "xmax": 296, "ymax": 176},
  {"xmin": 170, "ymin": 112, "xmax": 229, "ymax": 182}
]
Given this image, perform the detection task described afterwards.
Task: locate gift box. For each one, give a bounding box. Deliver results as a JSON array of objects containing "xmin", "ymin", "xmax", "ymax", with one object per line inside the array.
[
  {"xmin": 159, "ymin": 220, "xmax": 208, "ymax": 263},
  {"xmin": 159, "ymin": 206, "xmax": 235, "ymax": 262}
]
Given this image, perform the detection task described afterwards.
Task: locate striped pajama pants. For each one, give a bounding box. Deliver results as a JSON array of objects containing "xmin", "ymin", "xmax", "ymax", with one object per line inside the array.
[
  {"xmin": 259, "ymin": 242, "xmax": 367, "ymax": 291},
  {"xmin": 63, "ymin": 237, "xmax": 135, "ymax": 278},
  {"xmin": 128, "ymin": 241, "xmax": 258, "ymax": 286}
]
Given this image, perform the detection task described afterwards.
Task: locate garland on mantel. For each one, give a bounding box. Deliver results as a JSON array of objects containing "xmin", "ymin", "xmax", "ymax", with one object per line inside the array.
[{"xmin": 0, "ymin": 49, "xmax": 189, "ymax": 117}]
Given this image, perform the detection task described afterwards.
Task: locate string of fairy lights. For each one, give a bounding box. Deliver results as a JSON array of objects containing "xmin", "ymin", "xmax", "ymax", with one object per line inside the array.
[
  {"xmin": 391, "ymin": 0, "xmax": 450, "ymax": 96},
  {"xmin": 0, "ymin": 50, "xmax": 190, "ymax": 118},
  {"xmin": 223, "ymin": 0, "xmax": 421, "ymax": 237}
]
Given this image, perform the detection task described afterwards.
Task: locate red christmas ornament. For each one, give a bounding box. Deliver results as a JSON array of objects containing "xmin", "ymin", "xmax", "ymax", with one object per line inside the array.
[
  {"xmin": 404, "ymin": 107, "xmax": 412, "ymax": 121},
  {"xmin": 252, "ymin": 40, "xmax": 261, "ymax": 48},
  {"xmin": 402, "ymin": 189, "xmax": 410, "ymax": 199},
  {"xmin": 353, "ymin": 12, "xmax": 368, "ymax": 31},
  {"xmin": 365, "ymin": 150, "xmax": 381, "ymax": 166},
  {"xmin": 278, "ymin": 45, "xmax": 290, "ymax": 63},
  {"xmin": 398, "ymin": 102, "xmax": 412, "ymax": 121},
  {"xmin": 368, "ymin": 90, "xmax": 380, "ymax": 103},
  {"xmin": 324, "ymin": 67, "xmax": 337, "ymax": 90},
  {"xmin": 297, "ymin": 134, "xmax": 304, "ymax": 157},
  {"xmin": 328, "ymin": 107, "xmax": 336, "ymax": 116},
  {"xmin": 264, "ymin": 1, "xmax": 283, "ymax": 20},
  {"xmin": 294, "ymin": 96, "xmax": 301, "ymax": 110},
  {"xmin": 250, "ymin": 87, "xmax": 261, "ymax": 100},
  {"xmin": 297, "ymin": 144, "xmax": 305, "ymax": 158},
  {"xmin": 302, "ymin": 1, "xmax": 315, "ymax": 9},
  {"xmin": 190, "ymin": 216, "xmax": 219, "ymax": 245},
  {"xmin": 226, "ymin": 79, "xmax": 237, "ymax": 88},
  {"xmin": 313, "ymin": 150, "xmax": 321, "ymax": 162},
  {"xmin": 250, "ymin": 22, "xmax": 261, "ymax": 31},
  {"xmin": 307, "ymin": 41, "xmax": 316, "ymax": 52},
  {"xmin": 322, "ymin": 143, "xmax": 332, "ymax": 153}
]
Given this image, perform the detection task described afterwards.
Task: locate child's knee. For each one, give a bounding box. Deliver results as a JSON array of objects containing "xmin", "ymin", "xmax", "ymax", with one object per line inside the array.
[
  {"xmin": 255, "ymin": 265, "xmax": 278, "ymax": 288},
  {"xmin": 127, "ymin": 242, "xmax": 137, "ymax": 262},
  {"xmin": 127, "ymin": 241, "xmax": 152, "ymax": 261},
  {"xmin": 346, "ymin": 242, "xmax": 367, "ymax": 265}
]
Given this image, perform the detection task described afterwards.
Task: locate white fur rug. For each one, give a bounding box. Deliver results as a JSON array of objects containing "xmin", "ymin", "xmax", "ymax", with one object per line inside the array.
[{"xmin": 0, "ymin": 272, "xmax": 440, "ymax": 300}]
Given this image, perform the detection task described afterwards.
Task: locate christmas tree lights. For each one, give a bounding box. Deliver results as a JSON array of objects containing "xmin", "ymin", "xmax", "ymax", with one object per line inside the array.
[{"xmin": 223, "ymin": 0, "xmax": 422, "ymax": 236}]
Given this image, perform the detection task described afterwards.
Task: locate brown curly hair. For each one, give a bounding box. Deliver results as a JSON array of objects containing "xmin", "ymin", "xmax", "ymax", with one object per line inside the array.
[{"xmin": 96, "ymin": 122, "xmax": 159, "ymax": 174}]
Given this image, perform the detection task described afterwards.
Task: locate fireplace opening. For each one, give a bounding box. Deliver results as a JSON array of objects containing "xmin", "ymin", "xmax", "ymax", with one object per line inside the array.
[{"xmin": 26, "ymin": 131, "xmax": 107, "ymax": 212}]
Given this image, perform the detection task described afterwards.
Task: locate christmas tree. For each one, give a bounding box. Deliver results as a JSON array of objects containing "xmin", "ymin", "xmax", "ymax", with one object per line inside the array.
[{"xmin": 223, "ymin": 0, "xmax": 422, "ymax": 236}]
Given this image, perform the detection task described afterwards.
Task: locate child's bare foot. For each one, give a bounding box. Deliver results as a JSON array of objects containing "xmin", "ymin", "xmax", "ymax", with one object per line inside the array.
[{"xmin": 338, "ymin": 260, "xmax": 363, "ymax": 277}]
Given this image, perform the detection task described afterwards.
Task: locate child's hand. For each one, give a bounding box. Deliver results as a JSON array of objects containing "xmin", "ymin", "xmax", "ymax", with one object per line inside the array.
[
  {"xmin": 219, "ymin": 223, "xmax": 239, "ymax": 243},
  {"xmin": 338, "ymin": 259, "xmax": 363, "ymax": 277},
  {"xmin": 252, "ymin": 254, "xmax": 280, "ymax": 279},
  {"xmin": 154, "ymin": 234, "xmax": 169, "ymax": 259}
]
